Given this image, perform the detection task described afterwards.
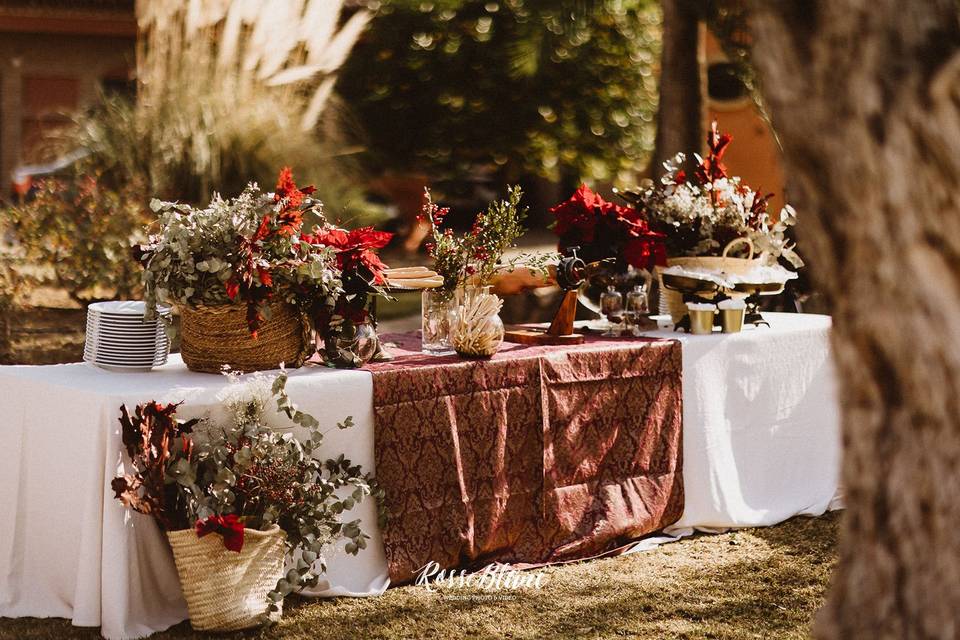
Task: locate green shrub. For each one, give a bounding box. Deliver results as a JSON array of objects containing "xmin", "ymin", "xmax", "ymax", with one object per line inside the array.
[{"xmin": 3, "ymin": 164, "xmax": 150, "ymax": 304}]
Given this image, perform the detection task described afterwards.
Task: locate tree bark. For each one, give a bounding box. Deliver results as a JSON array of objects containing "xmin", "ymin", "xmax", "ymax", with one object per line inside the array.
[
  {"xmin": 747, "ymin": 2, "xmax": 960, "ymax": 637},
  {"xmin": 652, "ymin": 0, "xmax": 706, "ymax": 178}
]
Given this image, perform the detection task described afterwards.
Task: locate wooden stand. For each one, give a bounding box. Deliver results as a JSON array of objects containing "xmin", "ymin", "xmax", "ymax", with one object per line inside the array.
[{"xmin": 504, "ymin": 289, "xmax": 585, "ymax": 345}]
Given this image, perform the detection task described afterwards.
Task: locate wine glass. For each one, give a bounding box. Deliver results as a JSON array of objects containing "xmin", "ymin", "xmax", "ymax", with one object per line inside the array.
[
  {"xmin": 625, "ymin": 284, "xmax": 649, "ymax": 336},
  {"xmin": 600, "ymin": 286, "xmax": 623, "ymax": 337}
]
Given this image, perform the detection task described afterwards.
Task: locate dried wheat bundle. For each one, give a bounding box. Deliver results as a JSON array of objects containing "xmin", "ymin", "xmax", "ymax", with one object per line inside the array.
[{"xmin": 453, "ymin": 292, "xmax": 504, "ymax": 357}]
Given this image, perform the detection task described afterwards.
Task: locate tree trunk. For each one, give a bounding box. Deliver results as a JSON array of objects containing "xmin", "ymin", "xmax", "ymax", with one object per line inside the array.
[
  {"xmin": 651, "ymin": 0, "xmax": 706, "ymax": 178},
  {"xmin": 747, "ymin": 2, "xmax": 960, "ymax": 637}
]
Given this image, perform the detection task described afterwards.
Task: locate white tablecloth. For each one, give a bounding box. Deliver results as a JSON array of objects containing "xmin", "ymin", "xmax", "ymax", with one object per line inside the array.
[
  {"xmin": 0, "ymin": 358, "xmax": 388, "ymax": 639},
  {"xmin": 639, "ymin": 312, "xmax": 842, "ymax": 540},
  {"xmin": 0, "ymin": 312, "xmax": 841, "ymax": 639}
]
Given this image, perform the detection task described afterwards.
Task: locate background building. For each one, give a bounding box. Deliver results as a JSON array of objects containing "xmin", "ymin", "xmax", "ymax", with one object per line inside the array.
[{"xmin": 0, "ymin": 0, "xmax": 135, "ymax": 195}]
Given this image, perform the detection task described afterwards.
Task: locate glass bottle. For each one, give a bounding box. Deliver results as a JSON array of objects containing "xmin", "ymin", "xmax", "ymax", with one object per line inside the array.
[
  {"xmin": 600, "ymin": 285, "xmax": 623, "ymax": 337},
  {"xmin": 625, "ymin": 284, "xmax": 649, "ymax": 336}
]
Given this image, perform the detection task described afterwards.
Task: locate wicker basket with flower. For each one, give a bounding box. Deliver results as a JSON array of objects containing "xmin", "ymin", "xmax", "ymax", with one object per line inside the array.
[
  {"xmin": 111, "ymin": 372, "xmax": 381, "ymax": 631},
  {"xmin": 137, "ymin": 168, "xmax": 342, "ymax": 372}
]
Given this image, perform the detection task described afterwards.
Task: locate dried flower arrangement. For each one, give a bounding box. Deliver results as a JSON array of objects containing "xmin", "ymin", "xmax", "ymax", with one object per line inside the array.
[
  {"xmin": 137, "ymin": 168, "xmax": 341, "ymax": 336},
  {"xmin": 421, "ymin": 185, "xmax": 555, "ymax": 295},
  {"xmin": 420, "ymin": 186, "xmax": 554, "ymax": 357},
  {"xmin": 621, "ymin": 122, "xmax": 803, "ymax": 267},
  {"xmin": 112, "ymin": 371, "xmax": 382, "ymax": 617}
]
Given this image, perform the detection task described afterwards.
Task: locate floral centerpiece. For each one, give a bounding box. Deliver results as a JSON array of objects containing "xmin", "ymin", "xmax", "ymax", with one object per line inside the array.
[
  {"xmin": 624, "ymin": 121, "xmax": 803, "ymax": 268},
  {"xmin": 303, "ymin": 226, "xmax": 394, "ymax": 367},
  {"xmin": 138, "ymin": 168, "xmax": 341, "ymax": 372},
  {"xmin": 549, "ymin": 184, "xmax": 667, "ymax": 315},
  {"xmin": 112, "ymin": 372, "xmax": 381, "ymax": 631},
  {"xmin": 616, "ymin": 122, "xmax": 804, "ymax": 321},
  {"xmin": 137, "ymin": 167, "xmax": 395, "ymax": 372},
  {"xmin": 421, "ymin": 186, "xmax": 554, "ymax": 357}
]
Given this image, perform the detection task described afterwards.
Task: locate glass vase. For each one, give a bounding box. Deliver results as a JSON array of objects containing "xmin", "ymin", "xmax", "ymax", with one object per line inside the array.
[
  {"xmin": 321, "ymin": 320, "xmax": 380, "ymax": 368},
  {"xmin": 452, "ymin": 286, "xmax": 504, "ymax": 358},
  {"xmin": 421, "ymin": 288, "xmax": 458, "ymax": 354}
]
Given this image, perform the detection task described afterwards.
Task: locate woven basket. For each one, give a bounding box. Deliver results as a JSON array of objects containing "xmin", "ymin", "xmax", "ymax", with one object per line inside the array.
[
  {"xmin": 167, "ymin": 525, "xmax": 287, "ymax": 632},
  {"xmin": 658, "ymin": 238, "xmax": 760, "ymax": 323},
  {"xmin": 180, "ymin": 302, "xmax": 311, "ymax": 373}
]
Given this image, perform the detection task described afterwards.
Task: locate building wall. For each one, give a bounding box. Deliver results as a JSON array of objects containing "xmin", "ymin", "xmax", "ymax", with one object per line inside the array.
[{"xmin": 0, "ymin": 27, "xmax": 134, "ymax": 194}]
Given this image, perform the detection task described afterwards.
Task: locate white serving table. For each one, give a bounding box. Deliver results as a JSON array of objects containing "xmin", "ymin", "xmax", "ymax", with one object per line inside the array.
[
  {"xmin": 638, "ymin": 312, "xmax": 843, "ymax": 541},
  {"xmin": 0, "ymin": 312, "xmax": 841, "ymax": 639},
  {"xmin": 0, "ymin": 358, "xmax": 388, "ymax": 640}
]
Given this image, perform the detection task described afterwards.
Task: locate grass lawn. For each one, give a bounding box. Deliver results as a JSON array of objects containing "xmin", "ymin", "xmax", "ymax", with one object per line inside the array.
[{"xmin": 0, "ymin": 512, "xmax": 840, "ymax": 640}]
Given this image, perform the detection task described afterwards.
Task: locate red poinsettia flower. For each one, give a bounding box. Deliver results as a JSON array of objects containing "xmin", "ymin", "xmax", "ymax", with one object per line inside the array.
[
  {"xmin": 273, "ymin": 167, "xmax": 317, "ymax": 235},
  {"xmin": 551, "ymin": 184, "xmax": 665, "ymax": 268},
  {"xmin": 306, "ymin": 226, "xmax": 393, "ymax": 284},
  {"xmin": 195, "ymin": 514, "xmax": 245, "ymax": 553},
  {"xmin": 624, "ymin": 232, "xmax": 668, "ymax": 271},
  {"xmin": 550, "ymin": 184, "xmax": 606, "ymax": 243}
]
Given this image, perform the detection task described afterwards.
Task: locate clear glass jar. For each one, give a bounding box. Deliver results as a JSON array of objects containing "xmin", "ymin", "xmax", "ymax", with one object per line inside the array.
[
  {"xmin": 421, "ymin": 288, "xmax": 458, "ymax": 354},
  {"xmin": 452, "ymin": 286, "xmax": 504, "ymax": 358}
]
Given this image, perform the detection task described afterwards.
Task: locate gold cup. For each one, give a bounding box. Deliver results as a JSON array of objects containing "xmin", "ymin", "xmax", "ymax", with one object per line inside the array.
[
  {"xmin": 688, "ymin": 309, "xmax": 716, "ymax": 335},
  {"xmin": 720, "ymin": 308, "xmax": 745, "ymax": 333}
]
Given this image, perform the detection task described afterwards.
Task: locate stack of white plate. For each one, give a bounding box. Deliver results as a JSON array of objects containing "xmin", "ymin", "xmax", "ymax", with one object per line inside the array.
[{"xmin": 84, "ymin": 301, "xmax": 172, "ymax": 372}]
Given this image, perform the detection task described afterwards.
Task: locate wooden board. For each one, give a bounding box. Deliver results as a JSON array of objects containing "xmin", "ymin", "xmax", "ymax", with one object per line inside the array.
[{"xmin": 503, "ymin": 327, "xmax": 585, "ymax": 345}]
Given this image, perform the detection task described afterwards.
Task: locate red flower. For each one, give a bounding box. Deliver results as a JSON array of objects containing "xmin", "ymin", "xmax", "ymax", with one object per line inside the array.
[
  {"xmin": 196, "ymin": 514, "xmax": 245, "ymax": 553},
  {"xmin": 305, "ymin": 226, "xmax": 393, "ymax": 284},
  {"xmin": 257, "ymin": 267, "xmax": 273, "ymax": 287},
  {"xmin": 550, "ymin": 184, "xmax": 605, "ymax": 244},
  {"xmin": 273, "ymin": 167, "xmax": 316, "ymax": 235},
  {"xmin": 225, "ymin": 280, "xmax": 240, "ymax": 300},
  {"xmin": 748, "ymin": 189, "xmax": 773, "ymax": 227},
  {"xmin": 695, "ymin": 121, "xmax": 732, "ymax": 185},
  {"xmin": 551, "ymin": 185, "xmax": 666, "ymax": 268},
  {"xmin": 624, "ymin": 232, "xmax": 667, "ymax": 271}
]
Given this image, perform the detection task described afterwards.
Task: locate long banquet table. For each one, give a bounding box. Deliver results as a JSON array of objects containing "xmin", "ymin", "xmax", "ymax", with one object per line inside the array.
[{"xmin": 0, "ymin": 312, "xmax": 841, "ymax": 639}]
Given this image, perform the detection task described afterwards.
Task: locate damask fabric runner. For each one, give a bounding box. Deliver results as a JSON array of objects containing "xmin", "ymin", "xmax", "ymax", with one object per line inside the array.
[{"xmin": 366, "ymin": 333, "xmax": 684, "ymax": 583}]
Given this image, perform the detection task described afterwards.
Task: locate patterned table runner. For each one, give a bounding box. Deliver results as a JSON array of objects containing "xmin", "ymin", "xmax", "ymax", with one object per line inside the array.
[{"xmin": 366, "ymin": 333, "xmax": 683, "ymax": 583}]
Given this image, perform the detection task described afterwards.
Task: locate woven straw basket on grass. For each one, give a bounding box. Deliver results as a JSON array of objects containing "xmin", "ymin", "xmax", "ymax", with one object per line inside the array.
[
  {"xmin": 180, "ymin": 301, "xmax": 312, "ymax": 373},
  {"xmin": 167, "ymin": 525, "xmax": 286, "ymax": 632},
  {"xmin": 658, "ymin": 237, "xmax": 760, "ymax": 323}
]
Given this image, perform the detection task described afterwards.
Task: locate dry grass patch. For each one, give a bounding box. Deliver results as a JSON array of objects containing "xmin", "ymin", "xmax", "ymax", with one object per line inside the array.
[{"xmin": 0, "ymin": 512, "xmax": 839, "ymax": 640}]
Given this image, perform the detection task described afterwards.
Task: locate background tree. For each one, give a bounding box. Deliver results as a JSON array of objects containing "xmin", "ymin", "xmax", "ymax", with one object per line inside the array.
[
  {"xmin": 340, "ymin": 0, "xmax": 661, "ymax": 189},
  {"xmin": 747, "ymin": 1, "xmax": 960, "ymax": 637},
  {"xmin": 651, "ymin": 0, "xmax": 704, "ymax": 178}
]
